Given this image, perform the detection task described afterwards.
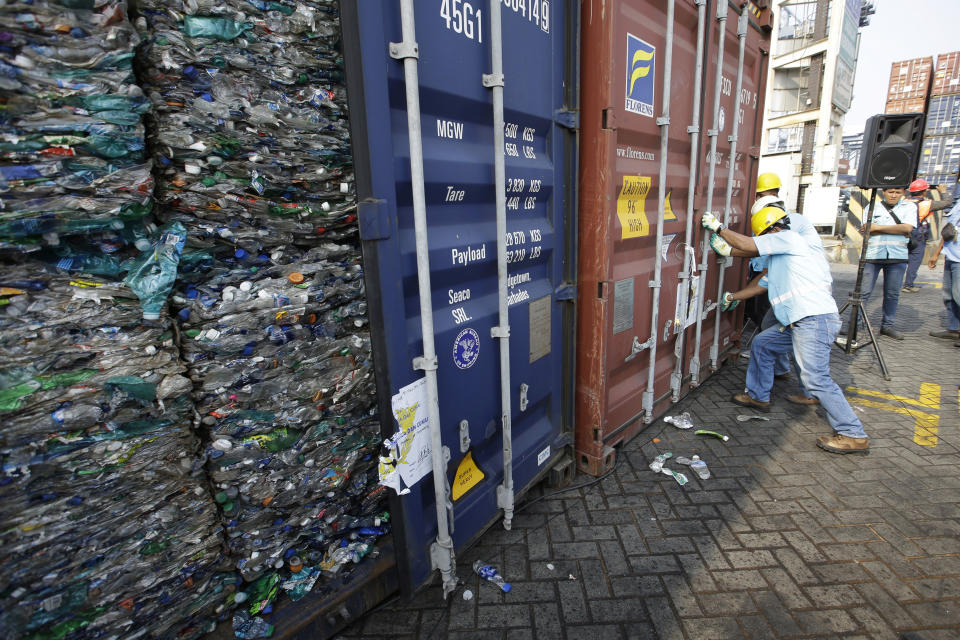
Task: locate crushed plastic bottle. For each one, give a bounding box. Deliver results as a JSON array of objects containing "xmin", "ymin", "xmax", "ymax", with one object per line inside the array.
[
  {"xmin": 648, "ymin": 451, "xmax": 673, "ymax": 473},
  {"xmin": 664, "ymin": 412, "xmax": 694, "ymax": 430},
  {"xmin": 124, "ymin": 221, "xmax": 187, "ymax": 318},
  {"xmin": 473, "ymin": 561, "xmax": 512, "ymax": 593}
]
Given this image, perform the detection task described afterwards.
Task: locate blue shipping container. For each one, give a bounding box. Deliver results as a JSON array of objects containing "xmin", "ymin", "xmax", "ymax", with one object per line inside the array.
[
  {"xmin": 924, "ymin": 94, "xmax": 960, "ymax": 137},
  {"xmin": 917, "ymin": 133, "xmax": 960, "ymax": 177},
  {"xmin": 341, "ymin": 1, "xmax": 578, "ymax": 594}
]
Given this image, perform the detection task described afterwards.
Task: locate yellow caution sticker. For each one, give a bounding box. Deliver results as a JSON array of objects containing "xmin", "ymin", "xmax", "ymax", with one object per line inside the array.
[
  {"xmin": 664, "ymin": 190, "xmax": 677, "ymax": 221},
  {"xmin": 452, "ymin": 450, "xmax": 485, "ymax": 502},
  {"xmin": 616, "ymin": 176, "xmax": 651, "ymax": 238}
]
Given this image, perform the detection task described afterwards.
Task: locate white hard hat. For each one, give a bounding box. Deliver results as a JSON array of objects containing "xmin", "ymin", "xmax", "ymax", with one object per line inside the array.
[{"xmin": 750, "ymin": 195, "xmax": 786, "ymax": 216}]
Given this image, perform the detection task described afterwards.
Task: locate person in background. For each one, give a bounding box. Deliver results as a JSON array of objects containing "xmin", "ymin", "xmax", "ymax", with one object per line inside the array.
[
  {"xmin": 703, "ymin": 207, "xmax": 869, "ymax": 454},
  {"xmin": 927, "ymin": 199, "xmax": 960, "ymax": 347},
  {"xmin": 902, "ymin": 179, "xmax": 954, "ymax": 292},
  {"xmin": 855, "ymin": 187, "xmax": 917, "ymax": 340}
]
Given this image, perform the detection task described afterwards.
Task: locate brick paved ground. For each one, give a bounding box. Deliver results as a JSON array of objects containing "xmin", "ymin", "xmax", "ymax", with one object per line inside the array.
[{"xmin": 340, "ymin": 263, "xmax": 960, "ymax": 639}]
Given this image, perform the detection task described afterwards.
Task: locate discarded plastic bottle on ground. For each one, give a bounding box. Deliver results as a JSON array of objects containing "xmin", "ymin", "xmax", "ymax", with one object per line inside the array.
[
  {"xmin": 649, "ymin": 451, "xmax": 673, "ymax": 473},
  {"xmin": 473, "ymin": 561, "xmax": 511, "ymax": 592}
]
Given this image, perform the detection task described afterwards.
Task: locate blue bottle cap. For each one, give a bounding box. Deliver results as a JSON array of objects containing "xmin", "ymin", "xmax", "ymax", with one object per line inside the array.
[
  {"xmin": 502, "ymin": 583, "xmax": 512, "ymax": 592},
  {"xmin": 178, "ymin": 308, "xmax": 190, "ymax": 322},
  {"xmin": 284, "ymin": 547, "xmax": 296, "ymax": 558},
  {"xmin": 235, "ymin": 248, "xmax": 248, "ymax": 260},
  {"xmin": 185, "ymin": 286, "xmax": 198, "ymax": 299},
  {"xmin": 201, "ymin": 93, "xmax": 213, "ymax": 102}
]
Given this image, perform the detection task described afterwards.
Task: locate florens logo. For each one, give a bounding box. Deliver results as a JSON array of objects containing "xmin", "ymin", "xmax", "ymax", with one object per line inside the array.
[{"xmin": 625, "ymin": 34, "xmax": 655, "ymax": 117}]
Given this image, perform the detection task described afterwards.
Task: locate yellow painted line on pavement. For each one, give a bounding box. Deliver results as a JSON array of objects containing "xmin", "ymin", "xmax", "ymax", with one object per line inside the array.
[
  {"xmin": 847, "ymin": 383, "xmax": 941, "ymax": 447},
  {"xmin": 914, "ymin": 280, "xmax": 943, "ymax": 289},
  {"xmin": 846, "ymin": 385, "xmax": 939, "ymax": 409}
]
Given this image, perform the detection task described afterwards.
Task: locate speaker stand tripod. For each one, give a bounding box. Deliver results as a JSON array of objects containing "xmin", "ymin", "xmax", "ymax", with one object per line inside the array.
[{"xmin": 834, "ymin": 187, "xmax": 892, "ymax": 381}]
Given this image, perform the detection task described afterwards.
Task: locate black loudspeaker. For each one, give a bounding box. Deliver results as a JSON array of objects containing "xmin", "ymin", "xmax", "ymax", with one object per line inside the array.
[{"xmin": 856, "ymin": 113, "xmax": 925, "ymax": 189}]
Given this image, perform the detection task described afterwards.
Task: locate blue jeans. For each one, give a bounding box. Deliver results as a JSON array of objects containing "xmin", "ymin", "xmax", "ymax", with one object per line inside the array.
[
  {"xmin": 760, "ymin": 307, "xmax": 792, "ymax": 377},
  {"xmin": 861, "ymin": 261, "xmax": 907, "ymax": 330},
  {"xmin": 746, "ymin": 313, "xmax": 867, "ymax": 439},
  {"xmin": 904, "ymin": 227, "xmax": 928, "ymax": 287},
  {"xmin": 945, "ymin": 259, "xmax": 960, "ymax": 331}
]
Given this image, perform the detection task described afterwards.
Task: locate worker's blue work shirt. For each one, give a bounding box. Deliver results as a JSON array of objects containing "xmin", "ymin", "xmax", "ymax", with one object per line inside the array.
[
  {"xmin": 865, "ymin": 200, "xmax": 917, "ymax": 261},
  {"xmin": 749, "ymin": 213, "xmax": 821, "ymax": 272},
  {"xmin": 944, "ymin": 200, "xmax": 960, "ymax": 263},
  {"xmin": 755, "ymin": 229, "xmax": 837, "ymax": 326}
]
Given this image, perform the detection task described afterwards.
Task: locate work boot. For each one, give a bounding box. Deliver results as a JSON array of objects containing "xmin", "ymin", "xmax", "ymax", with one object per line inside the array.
[
  {"xmin": 901, "ymin": 285, "xmax": 920, "ymax": 293},
  {"xmin": 786, "ymin": 394, "xmax": 818, "ymax": 405},
  {"xmin": 816, "ymin": 434, "xmax": 869, "ymax": 454},
  {"xmin": 929, "ymin": 330, "xmax": 959, "ymax": 339},
  {"xmin": 731, "ymin": 393, "xmax": 771, "ymax": 412},
  {"xmin": 880, "ymin": 327, "xmax": 904, "ymax": 340}
]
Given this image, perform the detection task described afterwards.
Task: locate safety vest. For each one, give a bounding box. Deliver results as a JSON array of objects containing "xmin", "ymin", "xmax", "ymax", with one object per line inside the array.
[{"xmin": 909, "ymin": 196, "xmax": 932, "ymax": 223}]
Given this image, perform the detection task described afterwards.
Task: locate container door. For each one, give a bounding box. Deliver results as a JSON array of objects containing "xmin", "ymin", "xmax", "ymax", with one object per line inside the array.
[
  {"xmin": 688, "ymin": 2, "xmax": 770, "ymax": 376},
  {"xmin": 340, "ymin": 1, "xmax": 577, "ymax": 594},
  {"xmin": 576, "ymin": 0, "xmax": 770, "ymax": 476}
]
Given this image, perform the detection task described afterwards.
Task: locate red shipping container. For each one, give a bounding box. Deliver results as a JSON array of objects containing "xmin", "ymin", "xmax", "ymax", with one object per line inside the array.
[
  {"xmin": 885, "ymin": 98, "xmax": 926, "ymax": 115},
  {"xmin": 886, "ymin": 57, "xmax": 933, "ymax": 103},
  {"xmin": 575, "ymin": 0, "xmax": 771, "ymax": 475},
  {"xmin": 932, "ymin": 51, "xmax": 960, "ymax": 97}
]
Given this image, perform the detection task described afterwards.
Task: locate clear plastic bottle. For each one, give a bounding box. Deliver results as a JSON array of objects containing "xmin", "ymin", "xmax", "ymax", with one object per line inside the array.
[{"xmin": 473, "ymin": 561, "xmax": 511, "ymax": 592}]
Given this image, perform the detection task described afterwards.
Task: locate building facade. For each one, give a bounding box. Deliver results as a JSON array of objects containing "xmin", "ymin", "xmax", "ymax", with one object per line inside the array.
[{"xmin": 757, "ymin": 0, "xmax": 873, "ymax": 228}]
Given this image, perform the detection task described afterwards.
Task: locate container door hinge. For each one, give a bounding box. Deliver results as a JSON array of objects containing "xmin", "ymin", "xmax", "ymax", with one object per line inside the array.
[
  {"xmin": 554, "ymin": 283, "xmax": 577, "ymax": 301},
  {"xmin": 519, "ymin": 383, "xmax": 529, "ymax": 412},
  {"xmin": 554, "ymin": 109, "xmax": 579, "ymax": 130},
  {"xmin": 388, "ymin": 41, "xmax": 419, "ymax": 60},
  {"xmin": 552, "ymin": 430, "xmax": 573, "ymax": 449},
  {"xmin": 625, "ymin": 335, "xmax": 655, "ymax": 362},
  {"xmin": 357, "ymin": 199, "xmax": 391, "ymax": 240}
]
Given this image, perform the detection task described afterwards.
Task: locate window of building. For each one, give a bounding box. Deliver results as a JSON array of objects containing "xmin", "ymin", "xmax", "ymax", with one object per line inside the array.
[
  {"xmin": 769, "ymin": 61, "xmax": 812, "ymax": 118},
  {"xmin": 767, "ymin": 125, "xmax": 805, "ymax": 153},
  {"xmin": 776, "ymin": 0, "xmax": 831, "ymax": 56}
]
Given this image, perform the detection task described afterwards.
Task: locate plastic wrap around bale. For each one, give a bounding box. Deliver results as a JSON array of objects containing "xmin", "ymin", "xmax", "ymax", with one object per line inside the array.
[
  {"xmin": 0, "ymin": 266, "xmax": 232, "ymax": 640},
  {"xmin": 131, "ymin": 0, "xmax": 386, "ymax": 613},
  {"xmin": 0, "ymin": 0, "xmax": 156, "ymax": 260}
]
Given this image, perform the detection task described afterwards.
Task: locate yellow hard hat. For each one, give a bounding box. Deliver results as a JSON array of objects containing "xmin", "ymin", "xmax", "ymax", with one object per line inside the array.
[
  {"xmin": 751, "ymin": 206, "xmax": 788, "ymax": 236},
  {"xmin": 756, "ymin": 172, "xmax": 781, "ymax": 193}
]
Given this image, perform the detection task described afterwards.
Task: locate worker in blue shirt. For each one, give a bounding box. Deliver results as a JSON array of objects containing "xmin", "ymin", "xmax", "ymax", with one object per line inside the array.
[
  {"xmin": 857, "ymin": 187, "xmax": 917, "ymax": 340},
  {"xmin": 703, "ymin": 207, "xmax": 869, "ymax": 454},
  {"xmin": 927, "ymin": 200, "xmax": 960, "ymax": 347},
  {"xmin": 734, "ymin": 199, "xmax": 823, "ymax": 405}
]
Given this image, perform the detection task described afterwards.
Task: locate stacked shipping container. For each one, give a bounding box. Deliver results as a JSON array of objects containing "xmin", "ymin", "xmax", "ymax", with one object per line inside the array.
[
  {"xmin": 884, "ymin": 56, "xmax": 933, "ymax": 115},
  {"xmin": 918, "ymin": 51, "xmax": 960, "ymax": 187}
]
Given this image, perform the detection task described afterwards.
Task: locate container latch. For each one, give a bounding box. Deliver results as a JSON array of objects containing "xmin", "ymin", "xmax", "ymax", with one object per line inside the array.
[{"xmin": 459, "ymin": 420, "xmax": 470, "ymax": 453}]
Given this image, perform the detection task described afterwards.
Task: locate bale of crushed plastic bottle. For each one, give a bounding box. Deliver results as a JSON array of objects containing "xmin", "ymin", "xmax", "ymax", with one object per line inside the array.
[
  {"xmin": 131, "ymin": 0, "xmax": 388, "ymax": 622},
  {"xmin": 0, "ymin": 265, "xmax": 233, "ymax": 640}
]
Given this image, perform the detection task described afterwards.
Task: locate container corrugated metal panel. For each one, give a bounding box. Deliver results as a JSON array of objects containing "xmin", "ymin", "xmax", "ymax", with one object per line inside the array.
[
  {"xmin": 884, "ymin": 97, "xmax": 926, "ymax": 115},
  {"xmin": 917, "ymin": 172, "xmax": 959, "ymax": 189},
  {"xmin": 341, "ymin": 2, "xmax": 577, "ymax": 593},
  {"xmin": 886, "ymin": 57, "xmax": 933, "ymax": 103},
  {"xmin": 924, "ymin": 94, "xmax": 960, "ymax": 137},
  {"xmin": 917, "ymin": 134, "xmax": 960, "ymax": 177},
  {"xmin": 575, "ymin": 0, "xmax": 768, "ymax": 475},
  {"xmin": 932, "ymin": 51, "xmax": 960, "ymax": 97}
]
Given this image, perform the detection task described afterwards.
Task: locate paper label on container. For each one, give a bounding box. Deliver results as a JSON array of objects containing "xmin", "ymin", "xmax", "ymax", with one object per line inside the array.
[
  {"xmin": 378, "ymin": 377, "xmax": 432, "ymax": 494},
  {"xmin": 664, "ymin": 190, "xmax": 677, "ymax": 221},
  {"xmin": 616, "ymin": 176, "xmax": 651, "ymax": 238}
]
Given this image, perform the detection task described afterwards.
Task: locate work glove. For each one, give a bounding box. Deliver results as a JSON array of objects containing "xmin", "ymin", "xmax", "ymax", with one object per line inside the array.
[
  {"xmin": 720, "ymin": 292, "xmax": 739, "ymax": 312},
  {"xmin": 701, "ymin": 211, "xmax": 723, "ymax": 232},
  {"xmin": 709, "ymin": 232, "xmax": 732, "ymax": 257}
]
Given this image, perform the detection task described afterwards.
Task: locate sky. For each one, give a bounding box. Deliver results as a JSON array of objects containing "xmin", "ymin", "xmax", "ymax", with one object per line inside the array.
[{"xmin": 843, "ymin": 0, "xmax": 960, "ymax": 134}]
